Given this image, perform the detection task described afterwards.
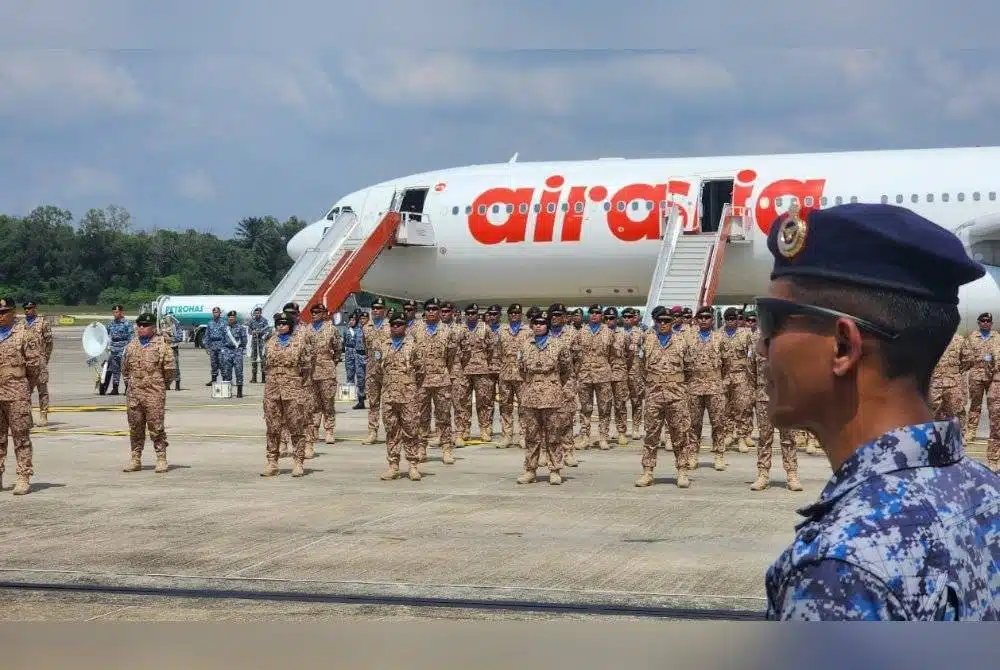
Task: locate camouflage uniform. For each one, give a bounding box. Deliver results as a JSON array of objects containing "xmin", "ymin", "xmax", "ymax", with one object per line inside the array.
[
  {"xmin": 286, "ymin": 315, "xmax": 317, "ymax": 457},
  {"xmin": 247, "ymin": 311, "xmax": 271, "ymax": 383},
  {"xmin": 718, "ymin": 319, "xmax": 755, "ymax": 452},
  {"xmin": 203, "ymin": 315, "xmax": 227, "ymax": 384},
  {"xmin": 766, "ymin": 419, "xmax": 1000, "ymax": 619},
  {"xmin": 121, "ymin": 317, "xmax": 176, "ymax": 474},
  {"xmin": 685, "ymin": 325, "xmax": 728, "ymax": 470},
  {"xmin": 14, "ymin": 308, "xmax": 53, "ymax": 425},
  {"xmin": 372, "ymin": 322, "xmax": 424, "ymax": 481},
  {"xmin": 634, "ymin": 324, "xmax": 693, "ymax": 488},
  {"xmin": 576, "ymin": 313, "xmax": 615, "ymax": 449},
  {"xmin": 158, "ymin": 316, "xmax": 183, "ymax": 390},
  {"xmin": 455, "ymin": 308, "xmax": 497, "ymax": 442},
  {"xmin": 496, "ymin": 308, "xmax": 530, "ymax": 447},
  {"xmin": 748, "ymin": 329, "xmax": 801, "ymax": 491},
  {"xmin": 220, "ymin": 316, "xmax": 248, "ymax": 396},
  {"xmin": 106, "ymin": 316, "xmax": 135, "ymax": 392},
  {"xmin": 0, "ymin": 298, "xmax": 41, "ymax": 495},
  {"xmin": 410, "ymin": 308, "xmax": 457, "ymax": 463},
  {"xmin": 929, "ymin": 333, "xmax": 968, "ymax": 428},
  {"xmin": 622, "ymin": 312, "xmax": 646, "ymax": 440},
  {"xmin": 605, "ymin": 309, "xmax": 631, "ymax": 446},
  {"xmin": 963, "ymin": 325, "xmax": 994, "ymax": 441},
  {"xmin": 309, "ymin": 318, "xmax": 342, "ymax": 445},
  {"xmin": 516, "ymin": 327, "xmax": 572, "ymax": 485},
  {"xmin": 361, "ymin": 313, "xmax": 391, "ymax": 442},
  {"xmin": 485, "ymin": 304, "xmax": 503, "ymax": 431},
  {"xmin": 260, "ymin": 324, "xmax": 311, "ymax": 477},
  {"xmin": 546, "ymin": 308, "xmax": 581, "ymax": 467}
]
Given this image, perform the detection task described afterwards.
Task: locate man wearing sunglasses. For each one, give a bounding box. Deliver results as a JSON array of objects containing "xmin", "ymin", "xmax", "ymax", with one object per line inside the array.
[
  {"xmin": 963, "ymin": 312, "xmax": 994, "ymax": 443},
  {"xmin": 760, "ymin": 203, "xmax": 1000, "ymax": 621}
]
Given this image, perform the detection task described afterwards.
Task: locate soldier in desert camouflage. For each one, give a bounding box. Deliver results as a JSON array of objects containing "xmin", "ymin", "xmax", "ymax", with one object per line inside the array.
[
  {"xmin": 121, "ymin": 312, "xmax": 176, "ymax": 475},
  {"xmin": 621, "ymin": 307, "xmax": 646, "ymax": 440},
  {"xmin": 929, "ymin": 331, "xmax": 969, "ymax": 430},
  {"xmin": 372, "ymin": 311, "xmax": 424, "ymax": 481},
  {"xmin": 13, "ymin": 301, "xmax": 53, "ymax": 426},
  {"xmin": 361, "ymin": 298, "xmax": 391, "ymax": 444},
  {"xmin": 963, "ymin": 312, "xmax": 994, "ymax": 442},
  {"xmin": 516, "ymin": 310, "xmax": 573, "ymax": 485},
  {"xmin": 686, "ymin": 305, "xmax": 728, "ymax": 470},
  {"xmin": 603, "ymin": 307, "xmax": 631, "ymax": 446},
  {"xmin": 260, "ymin": 312, "xmax": 311, "ymax": 478},
  {"xmin": 411, "ymin": 297, "xmax": 457, "ymax": 464},
  {"xmin": 485, "ymin": 304, "xmax": 503, "ymax": 434},
  {"xmin": 0, "ymin": 296, "xmax": 41, "ymax": 495},
  {"xmin": 577, "ymin": 304, "xmax": 615, "ymax": 449},
  {"xmin": 718, "ymin": 306, "xmax": 755, "ymax": 452},
  {"xmin": 454, "ymin": 303, "xmax": 497, "ymax": 443},
  {"xmin": 545, "ymin": 304, "xmax": 581, "ymax": 467},
  {"xmin": 307, "ymin": 304, "xmax": 342, "ymax": 446},
  {"xmin": 634, "ymin": 311, "xmax": 693, "ymax": 488},
  {"xmin": 495, "ymin": 303, "xmax": 530, "ymax": 448}
]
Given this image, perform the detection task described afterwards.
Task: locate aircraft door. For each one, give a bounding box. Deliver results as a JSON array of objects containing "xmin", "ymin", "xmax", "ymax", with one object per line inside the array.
[{"xmin": 698, "ymin": 179, "xmax": 735, "ymax": 233}]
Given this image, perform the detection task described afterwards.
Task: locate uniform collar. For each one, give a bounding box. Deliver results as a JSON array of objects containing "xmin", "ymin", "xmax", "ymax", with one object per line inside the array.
[{"xmin": 796, "ymin": 418, "xmax": 965, "ymax": 526}]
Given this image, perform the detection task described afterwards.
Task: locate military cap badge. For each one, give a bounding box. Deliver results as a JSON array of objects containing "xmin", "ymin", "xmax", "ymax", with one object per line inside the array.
[{"xmin": 776, "ymin": 204, "xmax": 808, "ymax": 259}]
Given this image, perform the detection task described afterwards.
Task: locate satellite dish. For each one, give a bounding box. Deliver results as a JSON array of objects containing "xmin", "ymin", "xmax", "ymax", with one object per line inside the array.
[{"xmin": 82, "ymin": 322, "xmax": 110, "ymax": 359}]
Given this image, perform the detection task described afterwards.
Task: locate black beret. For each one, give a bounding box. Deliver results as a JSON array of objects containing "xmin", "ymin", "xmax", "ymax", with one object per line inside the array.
[
  {"xmin": 388, "ymin": 310, "xmax": 406, "ymax": 325},
  {"xmin": 526, "ymin": 305, "xmax": 541, "ymax": 318},
  {"xmin": 696, "ymin": 306, "xmax": 714, "ymax": 317},
  {"xmin": 403, "ymin": 300, "xmax": 417, "ymax": 309},
  {"xmin": 136, "ymin": 312, "xmax": 156, "ymax": 326},
  {"xmin": 23, "ymin": 300, "xmax": 36, "ymax": 309},
  {"xmin": 228, "ymin": 310, "xmax": 238, "ymax": 317},
  {"xmin": 724, "ymin": 307, "xmax": 738, "ymax": 318},
  {"xmin": 274, "ymin": 313, "xmax": 293, "ymax": 327},
  {"xmin": 371, "ymin": 298, "xmax": 386, "ymax": 308},
  {"xmin": 442, "ymin": 301, "xmax": 455, "ymax": 309},
  {"xmin": 548, "ymin": 303, "xmax": 565, "ymax": 315},
  {"xmin": 603, "ymin": 306, "xmax": 618, "ymax": 318},
  {"xmin": 768, "ymin": 203, "xmax": 985, "ymax": 304},
  {"xmin": 744, "ymin": 310, "xmax": 758, "ymax": 318},
  {"xmin": 507, "ymin": 303, "xmax": 522, "ymax": 313},
  {"xmin": 464, "ymin": 302, "xmax": 479, "ymax": 313},
  {"xmin": 588, "ymin": 304, "xmax": 602, "ymax": 313},
  {"xmin": 530, "ymin": 311, "xmax": 549, "ymax": 325},
  {"xmin": 682, "ymin": 307, "xmax": 693, "ymax": 315},
  {"xmin": 0, "ymin": 297, "xmax": 15, "ymax": 313},
  {"xmin": 651, "ymin": 305, "xmax": 667, "ymax": 318},
  {"xmin": 487, "ymin": 303, "xmax": 502, "ymax": 314},
  {"xmin": 282, "ymin": 302, "xmax": 297, "ymax": 312},
  {"xmin": 424, "ymin": 297, "xmax": 440, "ymax": 309}
]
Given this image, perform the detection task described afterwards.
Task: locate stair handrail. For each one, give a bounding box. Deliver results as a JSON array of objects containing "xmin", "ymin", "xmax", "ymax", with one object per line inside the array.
[
  {"xmin": 698, "ymin": 204, "xmax": 740, "ymax": 309},
  {"xmin": 641, "ymin": 205, "xmax": 682, "ymax": 327}
]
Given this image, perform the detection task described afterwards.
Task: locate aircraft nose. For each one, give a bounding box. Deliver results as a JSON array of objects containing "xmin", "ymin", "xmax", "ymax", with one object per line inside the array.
[{"xmin": 287, "ymin": 227, "xmax": 311, "ymax": 260}]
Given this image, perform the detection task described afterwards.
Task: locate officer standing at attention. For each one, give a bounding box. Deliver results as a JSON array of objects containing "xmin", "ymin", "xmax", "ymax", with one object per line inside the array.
[
  {"xmin": 203, "ymin": 306, "xmax": 226, "ymax": 386},
  {"xmin": 247, "ymin": 306, "xmax": 271, "ymax": 384},
  {"xmin": 106, "ymin": 304, "xmax": 135, "ymax": 395},
  {"xmin": 760, "ymin": 203, "xmax": 1000, "ymax": 620},
  {"xmin": 121, "ymin": 312, "xmax": 176, "ymax": 474},
  {"xmin": 260, "ymin": 312, "xmax": 311, "ymax": 477},
  {"xmin": 343, "ymin": 311, "xmax": 359, "ymax": 389},
  {"xmin": 0, "ymin": 297, "xmax": 41, "ymax": 495},
  {"xmin": 15, "ymin": 301, "xmax": 53, "ymax": 426},
  {"xmin": 221, "ymin": 310, "xmax": 248, "ymax": 398},
  {"xmin": 372, "ymin": 310, "xmax": 424, "ymax": 481},
  {"xmin": 158, "ymin": 313, "xmax": 183, "ymax": 391}
]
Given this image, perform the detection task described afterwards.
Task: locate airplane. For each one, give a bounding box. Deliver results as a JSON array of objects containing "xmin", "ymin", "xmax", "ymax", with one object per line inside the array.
[{"xmin": 284, "ymin": 146, "xmax": 1000, "ymax": 332}]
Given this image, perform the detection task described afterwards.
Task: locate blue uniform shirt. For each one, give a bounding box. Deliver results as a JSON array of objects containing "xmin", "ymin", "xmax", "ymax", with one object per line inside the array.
[{"xmin": 766, "ymin": 418, "xmax": 1000, "ymax": 620}]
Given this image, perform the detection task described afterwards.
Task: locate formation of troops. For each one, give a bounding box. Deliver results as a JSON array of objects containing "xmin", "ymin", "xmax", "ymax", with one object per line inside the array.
[{"xmin": 2, "ymin": 292, "xmax": 997, "ymax": 496}]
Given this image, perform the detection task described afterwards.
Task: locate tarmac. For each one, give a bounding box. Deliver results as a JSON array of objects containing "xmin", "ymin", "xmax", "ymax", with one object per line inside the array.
[{"xmin": 0, "ymin": 326, "xmax": 991, "ymax": 621}]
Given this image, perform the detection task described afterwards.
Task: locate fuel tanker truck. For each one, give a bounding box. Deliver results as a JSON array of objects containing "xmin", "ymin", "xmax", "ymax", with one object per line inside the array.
[{"xmin": 149, "ymin": 294, "xmax": 269, "ymax": 348}]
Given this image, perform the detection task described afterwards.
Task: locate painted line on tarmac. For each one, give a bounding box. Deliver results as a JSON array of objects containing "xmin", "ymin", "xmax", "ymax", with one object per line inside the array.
[{"xmin": 45, "ymin": 399, "xmax": 359, "ymax": 412}]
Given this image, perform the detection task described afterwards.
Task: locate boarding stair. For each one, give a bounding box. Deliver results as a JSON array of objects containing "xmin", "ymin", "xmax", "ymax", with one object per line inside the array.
[{"xmin": 642, "ymin": 204, "xmax": 752, "ymax": 326}]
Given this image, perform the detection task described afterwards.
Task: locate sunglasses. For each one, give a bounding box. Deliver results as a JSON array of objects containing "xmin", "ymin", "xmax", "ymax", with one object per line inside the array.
[{"xmin": 754, "ymin": 297, "xmax": 899, "ymax": 341}]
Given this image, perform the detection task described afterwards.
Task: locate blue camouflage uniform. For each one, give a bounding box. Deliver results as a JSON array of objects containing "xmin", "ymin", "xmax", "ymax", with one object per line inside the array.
[
  {"xmin": 221, "ymin": 320, "xmax": 248, "ymax": 387},
  {"xmin": 343, "ymin": 319, "xmax": 358, "ymax": 384},
  {"xmin": 762, "ymin": 203, "xmax": 1000, "ymax": 620},
  {"xmin": 105, "ymin": 316, "xmax": 135, "ymax": 388},
  {"xmin": 247, "ymin": 311, "xmax": 271, "ymax": 383},
  {"xmin": 203, "ymin": 315, "xmax": 227, "ymax": 382}
]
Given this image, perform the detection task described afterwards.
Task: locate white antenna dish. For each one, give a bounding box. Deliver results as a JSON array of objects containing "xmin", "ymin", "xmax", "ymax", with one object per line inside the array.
[
  {"xmin": 508, "ymin": 153, "xmax": 518, "ymax": 163},
  {"xmin": 81, "ymin": 322, "xmax": 110, "ymax": 359}
]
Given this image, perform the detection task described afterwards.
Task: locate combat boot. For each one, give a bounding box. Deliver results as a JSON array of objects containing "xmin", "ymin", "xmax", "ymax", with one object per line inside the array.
[
  {"xmin": 251, "ymin": 365, "xmax": 258, "ymax": 383},
  {"xmin": 617, "ymin": 434, "xmax": 628, "ymax": 447},
  {"xmin": 497, "ymin": 433, "xmax": 511, "ymax": 448},
  {"xmin": 362, "ymin": 430, "xmax": 377, "ymax": 445},
  {"xmin": 12, "ymin": 475, "xmax": 30, "ymax": 495},
  {"xmin": 380, "ymin": 462, "xmax": 400, "ymax": 480},
  {"xmin": 418, "ymin": 445, "xmax": 428, "ymax": 462},
  {"xmin": 291, "ymin": 458, "xmax": 305, "ymax": 477},
  {"xmin": 634, "ymin": 467, "xmax": 654, "ymax": 487},
  {"xmin": 111, "ymin": 383, "xmax": 120, "ymax": 395},
  {"xmin": 408, "ymin": 464, "xmax": 422, "ymax": 481},
  {"xmin": 517, "ymin": 470, "xmax": 536, "ymax": 484},
  {"xmin": 123, "ymin": 455, "xmax": 141, "ymax": 472},
  {"xmin": 155, "ymin": 456, "xmax": 168, "ymax": 473},
  {"xmin": 714, "ymin": 454, "xmax": 727, "ymax": 471},
  {"xmin": 676, "ymin": 469, "xmax": 690, "ymax": 488},
  {"xmin": 37, "ymin": 411, "xmax": 47, "ymax": 427},
  {"xmin": 564, "ymin": 451, "xmax": 578, "ymax": 467},
  {"xmin": 549, "ymin": 470, "xmax": 562, "ymax": 485},
  {"xmin": 688, "ymin": 450, "xmax": 699, "ymax": 470},
  {"xmin": 599, "ymin": 438, "xmax": 609, "ymax": 450},
  {"xmin": 786, "ymin": 471, "xmax": 804, "ymax": 491},
  {"xmin": 325, "ymin": 428, "xmax": 334, "ymax": 444},
  {"xmin": 442, "ymin": 446, "xmax": 455, "ymax": 464},
  {"xmin": 304, "ymin": 444, "xmax": 315, "ymax": 459},
  {"xmin": 174, "ymin": 379, "xmax": 180, "ymax": 391},
  {"xmin": 353, "ymin": 398, "xmax": 365, "ymax": 410},
  {"xmin": 260, "ymin": 459, "xmax": 279, "ymax": 477},
  {"xmin": 737, "ymin": 438, "xmax": 749, "ymax": 453},
  {"xmin": 480, "ymin": 429, "xmax": 492, "ymax": 443},
  {"xmin": 750, "ymin": 468, "xmax": 769, "ymax": 491},
  {"xmin": 260, "ymin": 370, "xmax": 266, "ymax": 383},
  {"xmin": 455, "ymin": 434, "xmax": 465, "ymax": 447},
  {"xmin": 237, "ymin": 385, "xmax": 243, "ymax": 398}
]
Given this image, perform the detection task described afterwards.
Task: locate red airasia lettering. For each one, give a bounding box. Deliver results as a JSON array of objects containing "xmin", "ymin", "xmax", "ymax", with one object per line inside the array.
[
  {"xmin": 468, "ymin": 187, "xmax": 533, "ymax": 244},
  {"xmin": 533, "ymin": 175, "xmax": 563, "ymax": 242},
  {"xmin": 607, "ymin": 183, "xmax": 666, "ymax": 242},
  {"xmin": 731, "ymin": 169, "xmax": 758, "ymax": 210},
  {"xmin": 754, "ymin": 178, "xmax": 827, "ymax": 236}
]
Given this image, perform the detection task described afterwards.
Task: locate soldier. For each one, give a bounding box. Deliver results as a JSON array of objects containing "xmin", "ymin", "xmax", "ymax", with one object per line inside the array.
[
  {"xmin": 485, "ymin": 304, "xmax": 503, "ymax": 432},
  {"xmin": 963, "ymin": 312, "xmax": 994, "ymax": 442},
  {"xmin": 0, "ymin": 297, "xmax": 41, "ymax": 494},
  {"xmin": 343, "ymin": 311, "xmax": 359, "ymax": 389},
  {"xmin": 718, "ymin": 306, "xmax": 755, "ymax": 452},
  {"xmin": 496, "ymin": 303, "xmax": 530, "ymax": 447},
  {"xmin": 747, "ymin": 313, "xmax": 802, "ymax": 491},
  {"xmin": 372, "ymin": 310, "xmax": 424, "ymax": 481},
  {"xmin": 516, "ymin": 310, "xmax": 572, "ymax": 485},
  {"xmin": 361, "ymin": 299, "xmax": 390, "ymax": 443},
  {"xmin": 546, "ymin": 304, "xmax": 581, "ymax": 466},
  {"xmin": 105, "ymin": 304, "xmax": 135, "ymax": 395},
  {"xmin": 220, "ymin": 310, "xmax": 248, "ymax": 398},
  {"xmin": 353, "ymin": 311, "xmax": 369, "ymax": 409},
  {"xmin": 621, "ymin": 307, "xmax": 646, "ymax": 440},
  {"xmin": 281, "ymin": 302, "xmax": 317, "ymax": 457},
  {"xmin": 247, "ymin": 306, "xmax": 271, "ymax": 384},
  {"xmin": 440, "ymin": 301, "xmax": 460, "ymax": 438},
  {"xmin": 929, "ymin": 331, "xmax": 969, "ymax": 430},
  {"xmin": 308, "ymin": 304, "xmax": 342, "ymax": 445},
  {"xmin": 260, "ymin": 312, "xmax": 311, "ymax": 477},
  {"xmin": 455, "ymin": 303, "xmax": 496, "ymax": 443},
  {"xmin": 570, "ymin": 308, "xmax": 584, "ymax": 330},
  {"xmin": 604, "ymin": 307, "xmax": 631, "ymax": 446},
  {"xmin": 411, "ymin": 297, "xmax": 456, "ymax": 463},
  {"xmin": 577, "ymin": 304, "xmax": 615, "ymax": 449},
  {"xmin": 121, "ymin": 312, "xmax": 176, "ymax": 474},
  {"xmin": 13, "ymin": 301, "xmax": 53, "ymax": 426},
  {"xmin": 686, "ymin": 305, "xmax": 728, "ymax": 470},
  {"xmin": 402, "ymin": 300, "xmax": 418, "ymax": 330},
  {"xmin": 203, "ymin": 306, "xmax": 226, "ymax": 386},
  {"xmin": 157, "ymin": 313, "xmax": 183, "ymax": 391},
  {"xmin": 634, "ymin": 311, "xmax": 694, "ymax": 488},
  {"xmin": 761, "ymin": 203, "xmax": 1000, "ymax": 620}
]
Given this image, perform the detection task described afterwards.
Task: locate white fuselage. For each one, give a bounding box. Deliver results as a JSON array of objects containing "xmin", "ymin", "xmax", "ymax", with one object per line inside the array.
[{"xmin": 288, "ymin": 146, "xmax": 1000, "ymax": 330}]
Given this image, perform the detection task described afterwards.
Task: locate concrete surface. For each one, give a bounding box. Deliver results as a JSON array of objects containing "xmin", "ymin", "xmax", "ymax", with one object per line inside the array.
[{"xmin": 0, "ymin": 326, "xmax": 990, "ymax": 621}]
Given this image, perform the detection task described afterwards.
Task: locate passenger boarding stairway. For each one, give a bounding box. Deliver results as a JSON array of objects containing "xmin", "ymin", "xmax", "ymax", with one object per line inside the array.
[
  {"xmin": 642, "ymin": 204, "xmax": 751, "ymax": 325},
  {"xmin": 260, "ymin": 189, "xmax": 434, "ymax": 322}
]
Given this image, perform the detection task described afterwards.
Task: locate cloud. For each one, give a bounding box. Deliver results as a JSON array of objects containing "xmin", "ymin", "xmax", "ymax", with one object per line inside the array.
[
  {"xmin": 65, "ymin": 167, "xmax": 122, "ymax": 197},
  {"xmin": 175, "ymin": 170, "xmax": 215, "ymax": 201}
]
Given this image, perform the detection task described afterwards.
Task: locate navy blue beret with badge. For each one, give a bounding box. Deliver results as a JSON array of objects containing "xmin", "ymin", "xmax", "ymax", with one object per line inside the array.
[
  {"xmin": 767, "ymin": 203, "xmax": 985, "ymax": 304},
  {"xmin": 135, "ymin": 312, "xmax": 156, "ymax": 326}
]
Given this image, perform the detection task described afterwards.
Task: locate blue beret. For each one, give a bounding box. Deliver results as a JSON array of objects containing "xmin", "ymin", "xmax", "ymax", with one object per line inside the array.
[{"xmin": 767, "ymin": 203, "xmax": 985, "ymax": 304}]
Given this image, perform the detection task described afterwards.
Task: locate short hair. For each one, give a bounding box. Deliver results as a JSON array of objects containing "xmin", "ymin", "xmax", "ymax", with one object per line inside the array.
[{"xmin": 782, "ymin": 275, "xmax": 959, "ymax": 397}]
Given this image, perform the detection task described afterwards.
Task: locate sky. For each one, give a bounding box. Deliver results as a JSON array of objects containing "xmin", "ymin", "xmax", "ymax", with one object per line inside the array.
[{"xmin": 2, "ymin": 1, "xmax": 999, "ymax": 238}]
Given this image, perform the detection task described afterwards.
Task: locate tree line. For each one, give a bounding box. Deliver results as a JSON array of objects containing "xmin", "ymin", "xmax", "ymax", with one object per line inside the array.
[{"xmin": 0, "ymin": 205, "xmax": 308, "ymax": 308}]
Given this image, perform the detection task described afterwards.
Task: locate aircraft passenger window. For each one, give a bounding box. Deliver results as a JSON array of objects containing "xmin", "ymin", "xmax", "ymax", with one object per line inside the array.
[
  {"xmin": 974, "ymin": 192, "xmax": 981, "ymax": 201},
  {"xmin": 990, "ymin": 192, "xmax": 997, "ymax": 201},
  {"xmin": 958, "ymin": 192, "xmax": 966, "ymax": 202},
  {"xmin": 519, "ymin": 203, "xmax": 528, "ymax": 214},
  {"xmin": 451, "ymin": 206, "xmax": 459, "ymax": 215},
  {"xmin": 575, "ymin": 202, "xmax": 584, "ymax": 213},
  {"xmin": 775, "ymin": 197, "xmax": 783, "ymax": 207},
  {"xmin": 478, "ymin": 205, "xmax": 486, "ymax": 214},
  {"xmin": 880, "ymin": 195, "xmax": 888, "ymax": 204},
  {"xmin": 506, "ymin": 204, "xmax": 513, "ymax": 213},
  {"xmin": 942, "ymin": 193, "xmax": 950, "ymax": 202},
  {"xmin": 646, "ymin": 200, "xmax": 653, "ymax": 210},
  {"xmin": 561, "ymin": 203, "xmax": 568, "ymax": 212},
  {"xmin": 465, "ymin": 206, "xmax": 472, "ymax": 214},
  {"xmin": 547, "ymin": 203, "xmax": 556, "ymax": 213},
  {"xmin": 895, "ymin": 194, "xmax": 904, "ymax": 203},
  {"xmin": 617, "ymin": 202, "xmax": 626, "ymax": 212},
  {"xmin": 631, "ymin": 201, "xmax": 639, "ymax": 211},
  {"xmin": 660, "ymin": 200, "xmax": 667, "ymax": 210},
  {"xmin": 927, "ymin": 194, "xmax": 934, "ymax": 202},
  {"xmin": 850, "ymin": 196, "xmax": 858, "ymax": 203},
  {"xmin": 821, "ymin": 197, "xmax": 828, "ymax": 206},
  {"xmin": 492, "ymin": 205, "xmax": 500, "ymax": 214},
  {"xmin": 804, "ymin": 196, "xmax": 814, "ymax": 206},
  {"xmin": 835, "ymin": 196, "xmax": 843, "ymax": 205},
  {"xmin": 911, "ymin": 194, "xmax": 918, "ymax": 203},
  {"xmin": 533, "ymin": 204, "xmax": 540, "ymax": 213},
  {"xmin": 603, "ymin": 202, "xmax": 611, "ymax": 211}
]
